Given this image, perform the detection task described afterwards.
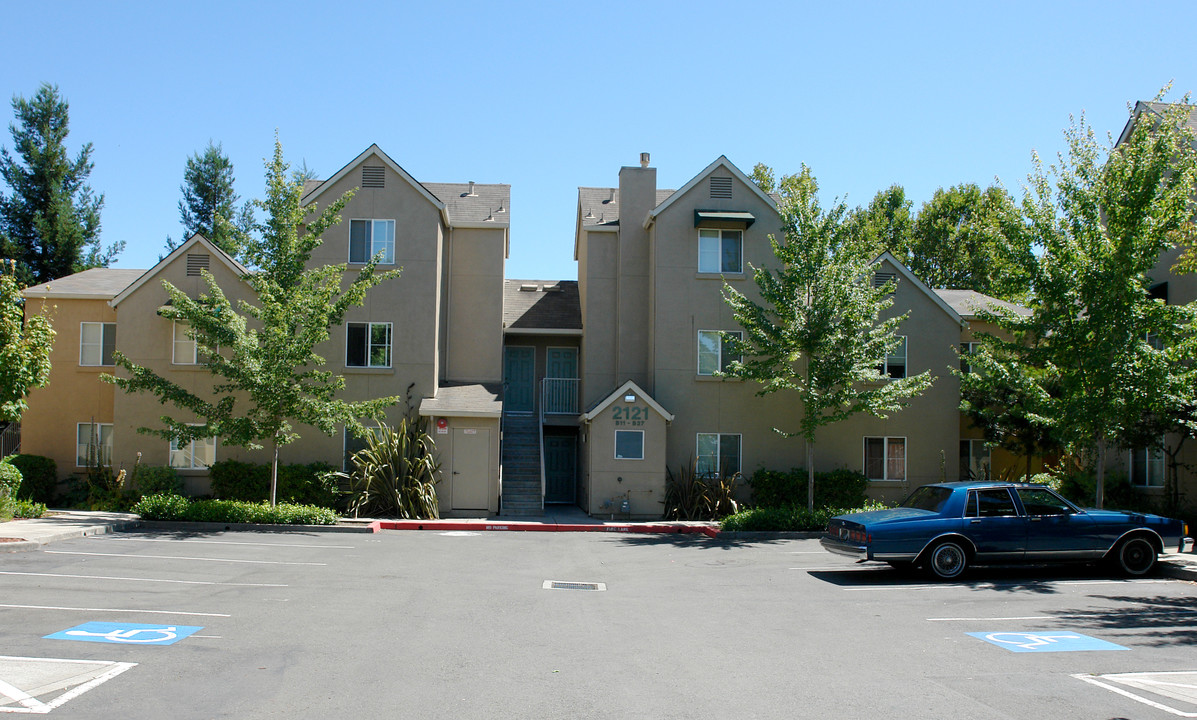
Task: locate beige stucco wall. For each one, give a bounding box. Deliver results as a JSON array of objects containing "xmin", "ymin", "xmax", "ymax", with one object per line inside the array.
[
  {"xmin": 583, "ymin": 397, "xmax": 668, "ymax": 518},
  {"xmin": 20, "ymin": 297, "xmax": 117, "ymax": 479},
  {"xmin": 579, "ymin": 228, "xmax": 619, "ymax": 409},
  {"xmin": 430, "ymin": 415, "xmax": 500, "ymax": 517},
  {"xmin": 443, "ymin": 227, "xmax": 505, "ymax": 383}
]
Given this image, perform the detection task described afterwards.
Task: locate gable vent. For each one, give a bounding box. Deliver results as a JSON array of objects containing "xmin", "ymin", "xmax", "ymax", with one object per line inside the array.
[
  {"xmin": 873, "ymin": 272, "xmax": 897, "ymax": 289},
  {"xmin": 710, "ymin": 177, "xmax": 733, "ymax": 199},
  {"xmin": 186, "ymin": 254, "xmax": 210, "ymax": 276},
  {"xmin": 361, "ymin": 166, "xmax": 385, "ymax": 188}
]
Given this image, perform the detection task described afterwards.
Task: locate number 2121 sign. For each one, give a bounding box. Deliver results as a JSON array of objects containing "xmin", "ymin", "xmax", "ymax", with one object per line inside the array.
[{"xmin": 612, "ymin": 406, "xmax": 646, "ymax": 427}]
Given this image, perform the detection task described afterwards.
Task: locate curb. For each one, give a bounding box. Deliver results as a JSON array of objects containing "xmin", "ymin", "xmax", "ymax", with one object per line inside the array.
[
  {"xmin": 0, "ymin": 518, "xmax": 143, "ymax": 553},
  {"xmin": 138, "ymin": 520, "xmax": 379, "ymax": 534},
  {"xmin": 376, "ymin": 520, "xmax": 720, "ymax": 538}
]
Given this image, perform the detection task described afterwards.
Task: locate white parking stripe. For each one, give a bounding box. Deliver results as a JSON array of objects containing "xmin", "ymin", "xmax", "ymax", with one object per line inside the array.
[
  {"xmin": 95, "ymin": 537, "xmax": 355, "ymax": 549},
  {"xmin": 0, "ymin": 570, "xmax": 286, "ymax": 587},
  {"xmin": 0, "ymin": 604, "xmax": 229, "ymax": 618},
  {"xmin": 843, "ymin": 578, "xmax": 1173, "ymax": 591},
  {"xmin": 929, "ymin": 609, "xmax": 1197, "ymax": 621},
  {"xmin": 45, "ymin": 551, "xmax": 325, "ymax": 566},
  {"xmin": 0, "ymin": 677, "xmax": 47, "ymax": 710}
]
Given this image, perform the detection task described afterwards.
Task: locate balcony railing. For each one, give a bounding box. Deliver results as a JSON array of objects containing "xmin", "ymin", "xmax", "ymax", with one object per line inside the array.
[{"xmin": 541, "ymin": 378, "xmax": 579, "ymax": 415}]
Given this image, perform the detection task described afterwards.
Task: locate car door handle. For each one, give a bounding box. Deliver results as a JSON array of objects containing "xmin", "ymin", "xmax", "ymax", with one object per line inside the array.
[
  {"xmin": 970, "ymin": 519, "xmax": 981, "ymax": 524},
  {"xmin": 1029, "ymin": 517, "xmax": 1042, "ymax": 522}
]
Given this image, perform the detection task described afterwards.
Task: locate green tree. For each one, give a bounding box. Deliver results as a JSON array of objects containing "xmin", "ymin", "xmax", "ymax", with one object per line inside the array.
[
  {"xmin": 0, "ymin": 260, "xmax": 55, "ymax": 422},
  {"xmin": 848, "ymin": 184, "xmax": 914, "ymax": 259},
  {"xmin": 1005, "ymin": 94, "xmax": 1197, "ymax": 508},
  {"xmin": 106, "ymin": 138, "xmax": 402, "ymax": 505},
  {"xmin": 900, "ymin": 183, "xmax": 1032, "ymax": 301},
  {"xmin": 726, "ymin": 165, "xmax": 934, "ymax": 512},
  {"xmin": 0, "ymin": 83, "xmax": 121, "ymax": 284},
  {"xmin": 164, "ymin": 141, "xmax": 253, "ymax": 257}
]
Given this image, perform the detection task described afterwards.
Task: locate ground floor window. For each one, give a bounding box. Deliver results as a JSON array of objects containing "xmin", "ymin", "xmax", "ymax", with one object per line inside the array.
[
  {"xmin": 864, "ymin": 436, "xmax": 905, "ymax": 481},
  {"xmin": 1130, "ymin": 441, "xmax": 1165, "ymax": 488},
  {"xmin": 76, "ymin": 422, "xmax": 113, "ymax": 467},
  {"xmin": 169, "ymin": 427, "xmax": 216, "ymax": 470},
  {"xmin": 696, "ymin": 433, "xmax": 741, "ymax": 477},
  {"xmin": 959, "ymin": 439, "xmax": 991, "ymax": 481},
  {"xmin": 614, "ymin": 430, "xmax": 644, "ymax": 460}
]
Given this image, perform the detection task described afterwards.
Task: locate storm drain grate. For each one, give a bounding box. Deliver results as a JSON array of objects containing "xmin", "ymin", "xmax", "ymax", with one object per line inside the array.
[{"xmin": 543, "ymin": 580, "xmax": 606, "ymax": 591}]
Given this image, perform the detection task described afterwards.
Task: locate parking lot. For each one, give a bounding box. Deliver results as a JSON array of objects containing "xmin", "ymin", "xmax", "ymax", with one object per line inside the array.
[{"xmin": 1, "ymin": 529, "xmax": 1195, "ymax": 718}]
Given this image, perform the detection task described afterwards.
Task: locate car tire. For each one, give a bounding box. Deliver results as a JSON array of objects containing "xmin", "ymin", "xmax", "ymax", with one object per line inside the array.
[
  {"xmin": 1113, "ymin": 536, "xmax": 1157, "ymax": 576},
  {"xmin": 927, "ymin": 540, "xmax": 968, "ymax": 580}
]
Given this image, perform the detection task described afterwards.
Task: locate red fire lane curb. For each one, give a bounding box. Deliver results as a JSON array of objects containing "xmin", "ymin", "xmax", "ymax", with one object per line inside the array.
[{"xmin": 375, "ymin": 520, "xmax": 720, "ymax": 538}]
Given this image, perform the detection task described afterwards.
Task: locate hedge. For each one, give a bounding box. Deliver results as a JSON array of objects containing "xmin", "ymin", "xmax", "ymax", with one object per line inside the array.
[
  {"xmin": 748, "ymin": 467, "xmax": 868, "ymax": 509},
  {"xmin": 7, "ymin": 454, "xmax": 56, "ymax": 504},
  {"xmin": 132, "ymin": 494, "xmax": 339, "ymax": 525},
  {"xmin": 208, "ymin": 460, "xmax": 339, "ymax": 508}
]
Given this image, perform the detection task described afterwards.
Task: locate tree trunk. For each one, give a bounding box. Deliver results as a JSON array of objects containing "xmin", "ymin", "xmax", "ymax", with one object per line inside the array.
[
  {"xmin": 806, "ymin": 438, "xmax": 815, "ymax": 513},
  {"xmin": 270, "ymin": 436, "xmax": 279, "ymax": 508},
  {"xmin": 1094, "ymin": 438, "xmax": 1105, "ymax": 509}
]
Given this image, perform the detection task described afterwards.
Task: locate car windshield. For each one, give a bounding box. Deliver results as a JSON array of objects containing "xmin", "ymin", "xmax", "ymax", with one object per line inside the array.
[{"xmin": 899, "ymin": 486, "xmax": 953, "ymax": 513}]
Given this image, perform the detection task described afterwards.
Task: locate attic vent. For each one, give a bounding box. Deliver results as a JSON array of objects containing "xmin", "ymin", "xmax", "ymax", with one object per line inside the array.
[
  {"xmin": 873, "ymin": 272, "xmax": 897, "ymax": 289},
  {"xmin": 710, "ymin": 177, "xmax": 733, "ymax": 199},
  {"xmin": 186, "ymin": 254, "xmax": 210, "ymax": 276},
  {"xmin": 520, "ymin": 283, "xmax": 539, "ymax": 292},
  {"xmin": 361, "ymin": 166, "xmax": 385, "ymax": 188}
]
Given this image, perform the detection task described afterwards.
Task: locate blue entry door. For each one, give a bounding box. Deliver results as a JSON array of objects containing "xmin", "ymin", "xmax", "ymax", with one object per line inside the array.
[
  {"xmin": 544, "ymin": 434, "xmax": 577, "ymax": 503},
  {"xmin": 504, "ymin": 347, "xmax": 535, "ymax": 413}
]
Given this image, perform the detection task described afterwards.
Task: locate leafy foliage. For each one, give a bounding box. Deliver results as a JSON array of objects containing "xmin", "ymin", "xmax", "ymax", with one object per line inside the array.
[
  {"xmin": 662, "ymin": 460, "xmax": 740, "ymax": 520},
  {"xmin": 336, "ymin": 414, "xmax": 441, "ymax": 520},
  {"xmin": 10, "ymin": 498, "xmax": 46, "ymax": 518},
  {"xmin": 132, "ymin": 493, "xmax": 338, "ymax": 525},
  {"xmin": 731, "ymin": 164, "xmax": 933, "ymax": 511},
  {"xmin": 7, "ymin": 453, "xmax": 55, "ymax": 502},
  {"xmin": 0, "ymin": 83, "xmax": 121, "ymax": 284},
  {"xmin": 209, "ymin": 460, "xmax": 338, "ymax": 508},
  {"xmin": 133, "ymin": 465, "xmax": 183, "ymax": 498},
  {"xmin": 105, "ymin": 137, "xmax": 402, "ymax": 505},
  {"xmin": 748, "ymin": 467, "xmax": 867, "ymax": 509},
  {"xmin": 0, "ymin": 261, "xmax": 54, "ymax": 422},
  {"xmin": 720, "ymin": 499, "xmax": 891, "ymax": 532},
  {"xmin": 164, "ymin": 141, "xmax": 253, "ymax": 256},
  {"xmin": 0, "ymin": 458, "xmax": 21, "ymax": 497}
]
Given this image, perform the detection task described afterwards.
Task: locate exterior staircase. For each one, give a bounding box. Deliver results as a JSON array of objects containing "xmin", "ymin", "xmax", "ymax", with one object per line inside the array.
[{"xmin": 501, "ymin": 414, "xmax": 543, "ymax": 516}]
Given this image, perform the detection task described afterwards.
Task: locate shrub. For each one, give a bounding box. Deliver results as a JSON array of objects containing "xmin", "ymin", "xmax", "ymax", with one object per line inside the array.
[
  {"xmin": 748, "ymin": 467, "xmax": 868, "ymax": 510},
  {"xmin": 131, "ymin": 494, "xmax": 338, "ymax": 525},
  {"xmin": 720, "ymin": 499, "xmax": 891, "ymax": 532},
  {"xmin": 1057, "ymin": 470, "xmax": 1155, "ymax": 512},
  {"xmin": 662, "ymin": 460, "xmax": 740, "ymax": 520},
  {"xmin": 0, "ymin": 458, "xmax": 21, "ymax": 497},
  {"xmin": 134, "ymin": 466, "xmax": 183, "ymax": 498},
  {"xmin": 11, "ymin": 499, "xmax": 47, "ymax": 518},
  {"xmin": 336, "ymin": 416, "xmax": 440, "ymax": 519},
  {"xmin": 8, "ymin": 454, "xmax": 56, "ymax": 503},
  {"xmin": 209, "ymin": 460, "xmax": 339, "ymax": 508}
]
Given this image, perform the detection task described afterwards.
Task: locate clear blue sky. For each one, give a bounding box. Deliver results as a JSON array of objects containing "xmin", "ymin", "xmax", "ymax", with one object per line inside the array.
[{"xmin": 4, "ymin": 1, "xmax": 1195, "ymax": 281}]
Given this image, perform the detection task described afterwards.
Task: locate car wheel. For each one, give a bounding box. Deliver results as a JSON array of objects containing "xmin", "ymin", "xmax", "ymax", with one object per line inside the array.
[
  {"xmin": 1114, "ymin": 536, "xmax": 1157, "ymax": 576},
  {"xmin": 927, "ymin": 540, "xmax": 968, "ymax": 580}
]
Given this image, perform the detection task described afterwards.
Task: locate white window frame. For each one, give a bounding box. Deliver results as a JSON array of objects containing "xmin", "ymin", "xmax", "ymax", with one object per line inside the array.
[
  {"xmin": 346, "ymin": 322, "xmax": 392, "ymax": 368},
  {"xmin": 696, "ymin": 433, "xmax": 742, "ymax": 477},
  {"xmin": 79, "ymin": 322, "xmax": 116, "ymax": 366},
  {"xmin": 864, "ymin": 436, "xmax": 906, "ymax": 482},
  {"xmin": 879, "ymin": 336, "xmax": 907, "ymax": 379},
  {"xmin": 76, "ymin": 422, "xmax": 113, "ymax": 467},
  {"xmin": 959, "ymin": 439, "xmax": 991, "ymax": 481},
  {"xmin": 173, "ymin": 320, "xmax": 198, "ymax": 365},
  {"xmin": 697, "ymin": 228, "xmax": 743, "ymax": 274},
  {"xmin": 697, "ymin": 330, "xmax": 742, "ymax": 376},
  {"xmin": 1129, "ymin": 438, "xmax": 1166, "ymax": 488},
  {"xmin": 614, "ymin": 430, "xmax": 644, "ymax": 460},
  {"xmin": 169, "ymin": 424, "xmax": 216, "ymax": 470},
  {"xmin": 348, "ymin": 219, "xmax": 396, "ymax": 265},
  {"xmin": 960, "ymin": 341, "xmax": 979, "ymax": 374}
]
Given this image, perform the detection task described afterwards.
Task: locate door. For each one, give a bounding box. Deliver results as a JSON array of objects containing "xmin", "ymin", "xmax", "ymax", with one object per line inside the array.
[
  {"xmin": 544, "ymin": 434, "xmax": 576, "ymax": 504},
  {"xmin": 963, "ymin": 488, "xmax": 1027, "ymax": 562},
  {"xmin": 503, "ymin": 347, "xmax": 535, "ymax": 413},
  {"xmin": 451, "ymin": 428, "xmax": 491, "ymax": 510},
  {"xmin": 546, "ymin": 347, "xmax": 577, "ymax": 379}
]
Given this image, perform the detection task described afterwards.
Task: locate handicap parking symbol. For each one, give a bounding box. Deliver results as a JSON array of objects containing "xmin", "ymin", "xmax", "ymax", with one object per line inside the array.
[
  {"xmin": 968, "ymin": 631, "xmax": 1127, "ymax": 653},
  {"xmin": 45, "ymin": 622, "xmax": 203, "ymax": 646}
]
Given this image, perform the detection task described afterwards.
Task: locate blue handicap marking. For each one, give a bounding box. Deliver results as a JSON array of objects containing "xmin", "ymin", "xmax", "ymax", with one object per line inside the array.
[
  {"xmin": 45, "ymin": 622, "xmax": 203, "ymax": 646},
  {"xmin": 968, "ymin": 631, "xmax": 1127, "ymax": 653}
]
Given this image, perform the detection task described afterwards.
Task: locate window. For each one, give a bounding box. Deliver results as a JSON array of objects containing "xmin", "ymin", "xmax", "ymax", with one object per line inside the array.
[
  {"xmin": 697, "ymin": 330, "xmax": 742, "ymax": 375},
  {"xmin": 959, "ymin": 439, "xmax": 991, "ymax": 481},
  {"xmin": 696, "ymin": 433, "xmax": 741, "ymax": 477},
  {"xmin": 614, "ymin": 430, "xmax": 644, "ymax": 460},
  {"xmin": 1130, "ymin": 440, "xmax": 1165, "ymax": 487},
  {"xmin": 169, "ymin": 426, "xmax": 216, "ymax": 469},
  {"xmin": 76, "ymin": 422, "xmax": 113, "ymax": 467},
  {"xmin": 79, "ymin": 322, "xmax": 116, "ymax": 366},
  {"xmin": 346, "ymin": 322, "xmax": 392, "ymax": 368},
  {"xmin": 173, "ymin": 321, "xmax": 198, "ymax": 365},
  {"xmin": 878, "ymin": 336, "xmax": 907, "ymax": 379},
  {"xmin": 965, "ymin": 488, "xmax": 1019, "ymax": 517},
  {"xmin": 349, "ymin": 219, "xmax": 395, "ymax": 264},
  {"xmin": 864, "ymin": 437, "xmax": 905, "ymax": 481},
  {"xmin": 1016, "ymin": 487, "xmax": 1074, "ymax": 516},
  {"xmin": 343, "ymin": 423, "xmax": 382, "ymax": 471},
  {"xmin": 960, "ymin": 342, "xmax": 979, "ymax": 374},
  {"xmin": 698, "ymin": 229, "xmax": 742, "ymax": 274}
]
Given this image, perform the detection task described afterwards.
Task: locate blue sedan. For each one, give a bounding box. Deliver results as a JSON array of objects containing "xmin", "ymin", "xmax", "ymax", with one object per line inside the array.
[{"xmin": 821, "ymin": 481, "xmax": 1193, "ymax": 579}]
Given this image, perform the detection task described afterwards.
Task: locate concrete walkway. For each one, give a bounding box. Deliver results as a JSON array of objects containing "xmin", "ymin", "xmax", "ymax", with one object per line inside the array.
[{"xmin": 2, "ymin": 509, "xmax": 1194, "ymax": 581}]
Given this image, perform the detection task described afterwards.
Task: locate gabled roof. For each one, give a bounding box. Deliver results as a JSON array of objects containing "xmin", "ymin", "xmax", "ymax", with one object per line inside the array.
[
  {"xmin": 581, "ymin": 380, "xmax": 674, "ymax": 423},
  {"xmin": 872, "ymin": 252, "xmax": 965, "ymax": 327},
  {"xmin": 1116, "ymin": 101, "xmax": 1197, "ymax": 147},
  {"xmin": 22, "ymin": 268, "xmax": 145, "ymax": 300},
  {"xmin": 646, "ymin": 155, "xmax": 778, "ymax": 228},
  {"xmin": 110, "ymin": 233, "xmax": 249, "ymax": 308},
  {"xmin": 424, "ymin": 182, "xmax": 510, "ymax": 228},
  {"xmin": 933, "ymin": 289, "xmax": 1030, "ymax": 319},
  {"xmin": 300, "ymin": 144, "xmax": 448, "ymax": 225},
  {"xmin": 503, "ymin": 279, "xmax": 581, "ymax": 333}
]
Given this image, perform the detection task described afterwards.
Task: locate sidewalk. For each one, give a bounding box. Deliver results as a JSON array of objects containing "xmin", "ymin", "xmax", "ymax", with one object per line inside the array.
[{"xmin": 2, "ymin": 510, "xmax": 1195, "ymax": 581}]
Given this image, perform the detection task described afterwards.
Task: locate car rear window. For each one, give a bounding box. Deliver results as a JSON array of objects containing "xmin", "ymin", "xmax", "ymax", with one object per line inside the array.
[{"xmin": 900, "ymin": 486, "xmax": 953, "ymax": 512}]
